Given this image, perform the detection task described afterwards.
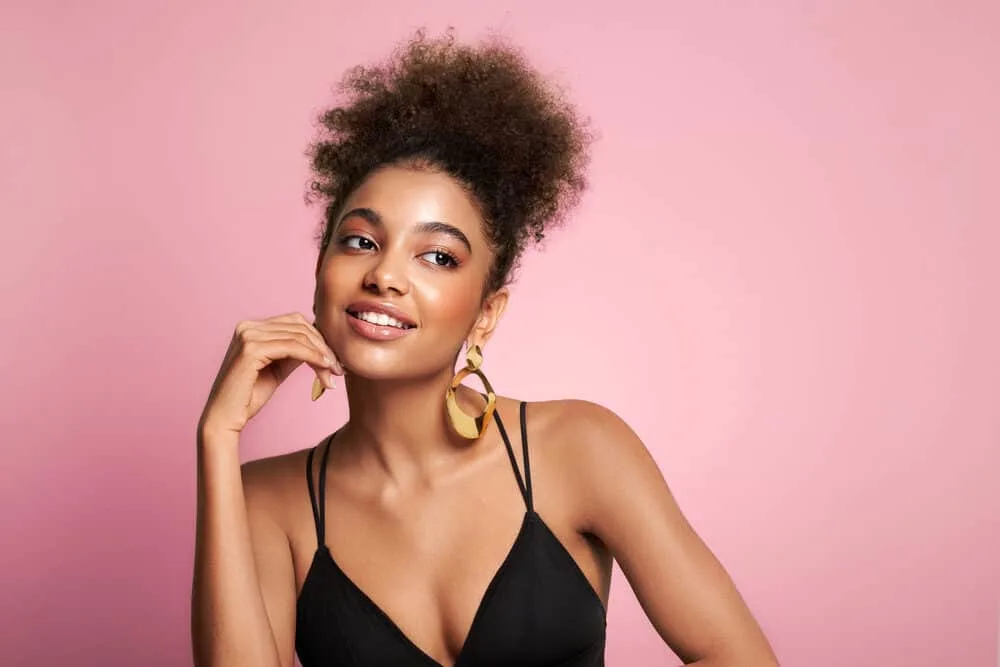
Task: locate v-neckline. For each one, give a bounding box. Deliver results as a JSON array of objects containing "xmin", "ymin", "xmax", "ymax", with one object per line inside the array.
[{"xmin": 318, "ymin": 511, "xmax": 533, "ymax": 667}]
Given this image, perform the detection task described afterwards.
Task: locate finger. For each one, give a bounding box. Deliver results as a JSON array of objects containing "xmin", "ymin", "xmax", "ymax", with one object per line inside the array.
[
  {"xmin": 251, "ymin": 323, "xmax": 339, "ymax": 371},
  {"xmin": 241, "ymin": 337, "xmax": 334, "ymax": 379},
  {"xmin": 241, "ymin": 326, "xmax": 338, "ymax": 371},
  {"xmin": 259, "ymin": 331, "xmax": 338, "ymax": 387},
  {"xmin": 264, "ymin": 313, "xmax": 344, "ymax": 375},
  {"xmin": 272, "ymin": 356, "xmax": 336, "ymax": 389}
]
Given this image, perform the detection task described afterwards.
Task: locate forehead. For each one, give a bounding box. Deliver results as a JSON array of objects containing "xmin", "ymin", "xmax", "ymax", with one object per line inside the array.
[{"xmin": 341, "ymin": 165, "xmax": 485, "ymax": 236}]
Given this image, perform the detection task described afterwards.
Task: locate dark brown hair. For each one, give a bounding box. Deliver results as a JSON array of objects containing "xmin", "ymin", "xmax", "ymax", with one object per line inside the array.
[{"xmin": 307, "ymin": 30, "xmax": 592, "ymax": 292}]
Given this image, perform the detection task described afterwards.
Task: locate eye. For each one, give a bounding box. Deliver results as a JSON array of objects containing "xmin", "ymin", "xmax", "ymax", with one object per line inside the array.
[
  {"xmin": 341, "ymin": 235, "xmax": 376, "ymax": 251},
  {"xmin": 419, "ymin": 249, "xmax": 459, "ymax": 268}
]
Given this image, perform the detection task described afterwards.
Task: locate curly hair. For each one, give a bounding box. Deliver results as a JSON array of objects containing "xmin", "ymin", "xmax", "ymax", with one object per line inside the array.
[{"xmin": 307, "ymin": 30, "xmax": 592, "ymax": 293}]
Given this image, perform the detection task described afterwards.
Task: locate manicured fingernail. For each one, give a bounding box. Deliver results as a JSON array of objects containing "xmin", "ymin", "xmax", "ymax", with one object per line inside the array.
[{"xmin": 311, "ymin": 376, "xmax": 326, "ymax": 401}]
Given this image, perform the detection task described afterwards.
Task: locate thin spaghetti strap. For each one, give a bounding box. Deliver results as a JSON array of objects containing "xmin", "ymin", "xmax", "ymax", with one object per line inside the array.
[
  {"xmin": 495, "ymin": 406, "xmax": 531, "ymax": 511},
  {"xmin": 519, "ymin": 401, "xmax": 533, "ymax": 511},
  {"xmin": 316, "ymin": 434, "xmax": 334, "ymax": 547},
  {"xmin": 305, "ymin": 447, "xmax": 321, "ymax": 542},
  {"xmin": 305, "ymin": 433, "xmax": 336, "ymax": 549}
]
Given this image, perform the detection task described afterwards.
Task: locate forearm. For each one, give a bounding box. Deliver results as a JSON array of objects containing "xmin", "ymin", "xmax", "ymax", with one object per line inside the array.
[{"xmin": 191, "ymin": 432, "xmax": 281, "ymax": 667}]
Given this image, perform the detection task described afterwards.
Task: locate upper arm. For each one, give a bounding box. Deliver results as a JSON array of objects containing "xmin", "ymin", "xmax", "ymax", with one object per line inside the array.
[
  {"xmin": 565, "ymin": 402, "xmax": 777, "ymax": 666},
  {"xmin": 242, "ymin": 461, "xmax": 298, "ymax": 667}
]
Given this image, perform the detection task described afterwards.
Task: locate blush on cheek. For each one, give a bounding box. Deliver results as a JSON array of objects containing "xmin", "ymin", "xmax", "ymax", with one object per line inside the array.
[{"xmin": 416, "ymin": 274, "xmax": 485, "ymax": 337}]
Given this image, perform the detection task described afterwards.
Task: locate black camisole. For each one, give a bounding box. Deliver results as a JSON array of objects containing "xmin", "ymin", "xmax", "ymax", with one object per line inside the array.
[{"xmin": 295, "ymin": 401, "xmax": 607, "ymax": 666}]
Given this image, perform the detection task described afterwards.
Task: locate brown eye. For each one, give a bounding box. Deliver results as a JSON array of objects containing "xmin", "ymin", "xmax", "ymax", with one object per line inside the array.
[
  {"xmin": 419, "ymin": 250, "xmax": 459, "ymax": 267},
  {"xmin": 342, "ymin": 235, "xmax": 376, "ymax": 250}
]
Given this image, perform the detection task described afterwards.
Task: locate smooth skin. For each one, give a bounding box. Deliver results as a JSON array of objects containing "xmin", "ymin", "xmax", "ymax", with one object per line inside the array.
[{"xmin": 191, "ymin": 165, "xmax": 778, "ymax": 667}]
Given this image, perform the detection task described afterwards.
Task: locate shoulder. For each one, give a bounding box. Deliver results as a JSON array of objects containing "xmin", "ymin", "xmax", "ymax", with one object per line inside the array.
[
  {"xmin": 241, "ymin": 446, "xmax": 311, "ymax": 489},
  {"xmin": 523, "ymin": 398, "xmax": 665, "ymax": 527},
  {"xmin": 240, "ymin": 444, "xmax": 317, "ymax": 524},
  {"xmin": 525, "ymin": 398, "xmax": 648, "ymax": 463}
]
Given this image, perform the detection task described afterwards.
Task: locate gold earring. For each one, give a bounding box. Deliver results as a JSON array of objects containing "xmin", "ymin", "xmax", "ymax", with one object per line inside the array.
[{"xmin": 445, "ymin": 344, "xmax": 497, "ymax": 439}]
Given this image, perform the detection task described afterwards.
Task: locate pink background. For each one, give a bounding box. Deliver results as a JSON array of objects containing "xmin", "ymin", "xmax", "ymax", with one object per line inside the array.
[{"xmin": 2, "ymin": 1, "xmax": 997, "ymax": 665}]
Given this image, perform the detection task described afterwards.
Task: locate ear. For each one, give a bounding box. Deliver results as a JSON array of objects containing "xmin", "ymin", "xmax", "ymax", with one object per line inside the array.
[{"xmin": 468, "ymin": 287, "xmax": 510, "ymax": 349}]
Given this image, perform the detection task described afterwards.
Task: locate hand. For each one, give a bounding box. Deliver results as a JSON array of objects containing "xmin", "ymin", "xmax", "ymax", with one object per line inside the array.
[{"xmin": 198, "ymin": 312, "xmax": 343, "ymax": 438}]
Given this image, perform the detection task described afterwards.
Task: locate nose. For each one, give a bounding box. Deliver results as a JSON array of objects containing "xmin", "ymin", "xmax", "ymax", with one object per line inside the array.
[{"xmin": 363, "ymin": 247, "xmax": 410, "ymax": 296}]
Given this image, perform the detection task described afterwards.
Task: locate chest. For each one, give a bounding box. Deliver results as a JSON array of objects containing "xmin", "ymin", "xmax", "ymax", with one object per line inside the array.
[
  {"xmin": 296, "ymin": 514, "xmax": 607, "ymax": 667},
  {"xmin": 289, "ymin": 429, "xmax": 609, "ymax": 665}
]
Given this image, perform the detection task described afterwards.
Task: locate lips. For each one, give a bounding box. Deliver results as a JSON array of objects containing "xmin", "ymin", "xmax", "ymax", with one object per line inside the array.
[{"xmin": 344, "ymin": 301, "xmax": 417, "ymax": 342}]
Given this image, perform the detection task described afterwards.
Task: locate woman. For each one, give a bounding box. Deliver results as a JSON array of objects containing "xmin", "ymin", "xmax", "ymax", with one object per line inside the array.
[{"xmin": 191, "ymin": 32, "xmax": 777, "ymax": 667}]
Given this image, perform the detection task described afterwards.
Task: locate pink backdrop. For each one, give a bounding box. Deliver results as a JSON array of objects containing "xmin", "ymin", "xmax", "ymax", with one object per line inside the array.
[{"xmin": 2, "ymin": 1, "xmax": 997, "ymax": 665}]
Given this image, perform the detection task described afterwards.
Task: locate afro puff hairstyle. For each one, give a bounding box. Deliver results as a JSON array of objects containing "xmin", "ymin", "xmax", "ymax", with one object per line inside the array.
[{"xmin": 307, "ymin": 30, "xmax": 593, "ymax": 293}]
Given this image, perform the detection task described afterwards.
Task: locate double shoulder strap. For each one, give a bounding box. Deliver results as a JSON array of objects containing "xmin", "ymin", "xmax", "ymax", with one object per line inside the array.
[{"xmin": 306, "ymin": 401, "xmax": 533, "ymax": 548}]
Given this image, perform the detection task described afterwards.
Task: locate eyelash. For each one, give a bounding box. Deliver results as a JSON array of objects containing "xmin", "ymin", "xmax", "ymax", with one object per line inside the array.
[
  {"xmin": 337, "ymin": 235, "xmax": 461, "ymax": 269},
  {"xmin": 340, "ymin": 235, "xmax": 376, "ymax": 252},
  {"xmin": 422, "ymin": 248, "xmax": 460, "ymax": 268}
]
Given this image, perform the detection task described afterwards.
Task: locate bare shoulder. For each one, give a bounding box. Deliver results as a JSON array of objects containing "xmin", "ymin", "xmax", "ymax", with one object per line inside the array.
[
  {"xmin": 522, "ymin": 398, "xmax": 664, "ymax": 527},
  {"xmin": 524, "ymin": 398, "xmax": 649, "ymax": 465},
  {"xmin": 240, "ymin": 444, "xmax": 317, "ymax": 525}
]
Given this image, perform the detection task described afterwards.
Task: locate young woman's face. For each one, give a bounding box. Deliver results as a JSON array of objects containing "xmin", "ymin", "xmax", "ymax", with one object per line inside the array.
[{"xmin": 315, "ymin": 164, "xmax": 503, "ymax": 380}]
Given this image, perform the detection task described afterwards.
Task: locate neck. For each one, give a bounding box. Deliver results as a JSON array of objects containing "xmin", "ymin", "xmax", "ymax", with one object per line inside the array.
[{"xmin": 338, "ymin": 368, "xmax": 482, "ymax": 480}]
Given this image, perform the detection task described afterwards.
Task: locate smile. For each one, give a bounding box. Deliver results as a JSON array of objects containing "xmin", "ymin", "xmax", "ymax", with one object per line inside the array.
[{"xmin": 347, "ymin": 310, "xmax": 416, "ymax": 330}]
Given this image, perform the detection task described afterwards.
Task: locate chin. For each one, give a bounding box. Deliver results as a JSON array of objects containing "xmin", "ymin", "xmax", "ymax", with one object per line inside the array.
[{"xmin": 338, "ymin": 345, "xmax": 444, "ymax": 383}]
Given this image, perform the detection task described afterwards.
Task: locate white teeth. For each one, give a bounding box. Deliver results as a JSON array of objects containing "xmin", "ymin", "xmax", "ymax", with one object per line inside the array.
[{"xmin": 356, "ymin": 311, "xmax": 409, "ymax": 329}]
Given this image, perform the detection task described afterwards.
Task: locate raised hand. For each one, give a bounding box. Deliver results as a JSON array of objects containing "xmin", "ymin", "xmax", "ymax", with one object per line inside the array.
[{"xmin": 198, "ymin": 312, "xmax": 343, "ymax": 438}]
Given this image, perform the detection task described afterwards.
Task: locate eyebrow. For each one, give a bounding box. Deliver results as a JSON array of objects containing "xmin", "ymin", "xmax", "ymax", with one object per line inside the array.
[{"xmin": 338, "ymin": 207, "xmax": 472, "ymax": 253}]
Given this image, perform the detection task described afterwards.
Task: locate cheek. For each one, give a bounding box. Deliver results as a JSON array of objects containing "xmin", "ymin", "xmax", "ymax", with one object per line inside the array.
[
  {"xmin": 413, "ymin": 272, "xmax": 483, "ymax": 328},
  {"xmin": 314, "ymin": 258, "xmax": 350, "ymax": 313}
]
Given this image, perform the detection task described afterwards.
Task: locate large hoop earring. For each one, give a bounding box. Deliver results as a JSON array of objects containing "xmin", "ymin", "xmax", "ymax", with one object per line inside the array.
[{"xmin": 445, "ymin": 344, "xmax": 496, "ymax": 439}]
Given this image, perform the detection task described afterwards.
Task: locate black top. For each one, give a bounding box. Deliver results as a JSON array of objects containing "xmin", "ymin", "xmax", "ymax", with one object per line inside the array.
[{"xmin": 295, "ymin": 401, "xmax": 607, "ymax": 666}]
